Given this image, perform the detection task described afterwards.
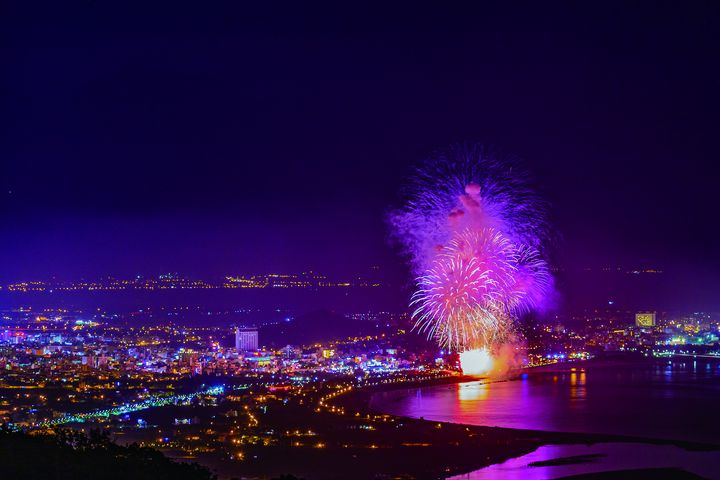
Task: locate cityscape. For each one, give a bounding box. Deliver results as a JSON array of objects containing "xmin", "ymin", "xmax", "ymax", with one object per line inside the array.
[
  {"xmin": 4, "ymin": 3, "xmax": 720, "ymax": 480},
  {"xmin": 0, "ymin": 292, "xmax": 718, "ymax": 477}
]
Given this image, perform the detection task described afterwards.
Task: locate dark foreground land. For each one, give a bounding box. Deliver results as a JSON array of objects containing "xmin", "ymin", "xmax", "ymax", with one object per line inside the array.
[
  {"xmin": 556, "ymin": 468, "xmax": 706, "ymax": 479},
  {"xmin": 0, "ymin": 428, "xmax": 215, "ymax": 480}
]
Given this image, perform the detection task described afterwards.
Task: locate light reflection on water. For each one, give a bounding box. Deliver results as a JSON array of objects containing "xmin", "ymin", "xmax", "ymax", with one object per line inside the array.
[
  {"xmin": 458, "ymin": 382, "xmax": 488, "ymax": 402},
  {"xmin": 568, "ymin": 370, "xmax": 586, "ymax": 400},
  {"xmin": 446, "ymin": 443, "xmax": 720, "ymax": 480},
  {"xmin": 370, "ymin": 360, "xmax": 720, "ymax": 443}
]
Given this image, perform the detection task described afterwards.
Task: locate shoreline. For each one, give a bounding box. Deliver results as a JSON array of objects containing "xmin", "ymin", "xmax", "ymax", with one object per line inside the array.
[
  {"xmin": 146, "ymin": 360, "xmax": 719, "ymax": 479},
  {"xmin": 334, "ymin": 374, "xmax": 719, "ymax": 453},
  {"xmin": 320, "ymin": 363, "xmax": 719, "ymax": 479}
]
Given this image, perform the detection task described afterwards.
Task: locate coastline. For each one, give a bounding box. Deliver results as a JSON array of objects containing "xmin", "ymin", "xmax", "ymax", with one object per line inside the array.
[
  {"xmin": 325, "ymin": 364, "xmax": 719, "ymax": 479},
  {"xmin": 335, "ymin": 375, "xmax": 718, "ymax": 451},
  {"xmin": 165, "ymin": 361, "xmax": 719, "ymax": 479}
]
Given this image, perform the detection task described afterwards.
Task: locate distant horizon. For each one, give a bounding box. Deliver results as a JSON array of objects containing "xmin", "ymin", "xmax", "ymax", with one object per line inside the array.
[{"xmin": 0, "ymin": 263, "xmax": 671, "ymax": 282}]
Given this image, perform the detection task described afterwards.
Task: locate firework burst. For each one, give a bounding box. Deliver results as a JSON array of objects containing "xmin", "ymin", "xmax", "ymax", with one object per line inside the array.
[{"xmin": 391, "ymin": 145, "xmax": 552, "ymax": 357}]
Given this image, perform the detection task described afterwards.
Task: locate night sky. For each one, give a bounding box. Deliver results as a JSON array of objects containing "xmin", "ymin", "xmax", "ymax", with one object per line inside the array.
[{"xmin": 3, "ymin": 4, "xmax": 719, "ymax": 292}]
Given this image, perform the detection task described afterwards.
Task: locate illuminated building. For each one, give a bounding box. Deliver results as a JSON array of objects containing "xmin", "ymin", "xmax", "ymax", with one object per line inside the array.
[
  {"xmin": 235, "ymin": 328, "xmax": 259, "ymax": 351},
  {"xmin": 635, "ymin": 312, "xmax": 656, "ymax": 328}
]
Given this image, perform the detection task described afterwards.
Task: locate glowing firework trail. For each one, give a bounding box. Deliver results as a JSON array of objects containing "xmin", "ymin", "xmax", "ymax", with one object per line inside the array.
[
  {"xmin": 391, "ymin": 145, "xmax": 552, "ymax": 356},
  {"xmin": 411, "ymin": 228, "xmax": 516, "ymax": 352}
]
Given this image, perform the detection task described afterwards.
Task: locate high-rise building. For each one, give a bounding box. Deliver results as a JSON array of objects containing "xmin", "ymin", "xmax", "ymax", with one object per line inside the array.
[
  {"xmin": 235, "ymin": 328, "xmax": 259, "ymax": 351},
  {"xmin": 635, "ymin": 312, "xmax": 656, "ymax": 328}
]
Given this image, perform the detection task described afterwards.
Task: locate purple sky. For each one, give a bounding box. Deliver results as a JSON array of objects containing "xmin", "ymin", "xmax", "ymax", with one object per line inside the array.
[{"xmin": 2, "ymin": 3, "xmax": 719, "ymax": 308}]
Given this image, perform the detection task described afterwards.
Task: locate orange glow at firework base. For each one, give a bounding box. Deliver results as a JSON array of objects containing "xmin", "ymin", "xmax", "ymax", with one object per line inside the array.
[{"xmin": 459, "ymin": 348, "xmax": 493, "ymax": 376}]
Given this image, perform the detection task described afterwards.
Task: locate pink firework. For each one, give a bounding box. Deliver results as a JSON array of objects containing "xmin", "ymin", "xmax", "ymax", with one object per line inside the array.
[
  {"xmin": 411, "ymin": 228, "xmax": 548, "ymax": 351},
  {"xmin": 393, "ymin": 145, "xmax": 553, "ymax": 353}
]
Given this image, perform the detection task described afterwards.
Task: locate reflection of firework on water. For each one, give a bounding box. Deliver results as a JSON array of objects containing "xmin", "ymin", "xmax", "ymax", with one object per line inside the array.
[{"xmin": 391, "ymin": 145, "xmax": 552, "ymax": 358}]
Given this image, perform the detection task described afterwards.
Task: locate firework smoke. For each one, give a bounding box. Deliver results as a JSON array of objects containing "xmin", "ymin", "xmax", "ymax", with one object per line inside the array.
[{"xmin": 391, "ymin": 145, "xmax": 552, "ymax": 371}]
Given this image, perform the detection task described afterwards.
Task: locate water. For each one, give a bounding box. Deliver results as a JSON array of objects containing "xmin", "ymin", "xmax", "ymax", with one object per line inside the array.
[
  {"xmin": 447, "ymin": 443, "xmax": 720, "ymax": 479},
  {"xmin": 371, "ymin": 359, "xmax": 720, "ymax": 443}
]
